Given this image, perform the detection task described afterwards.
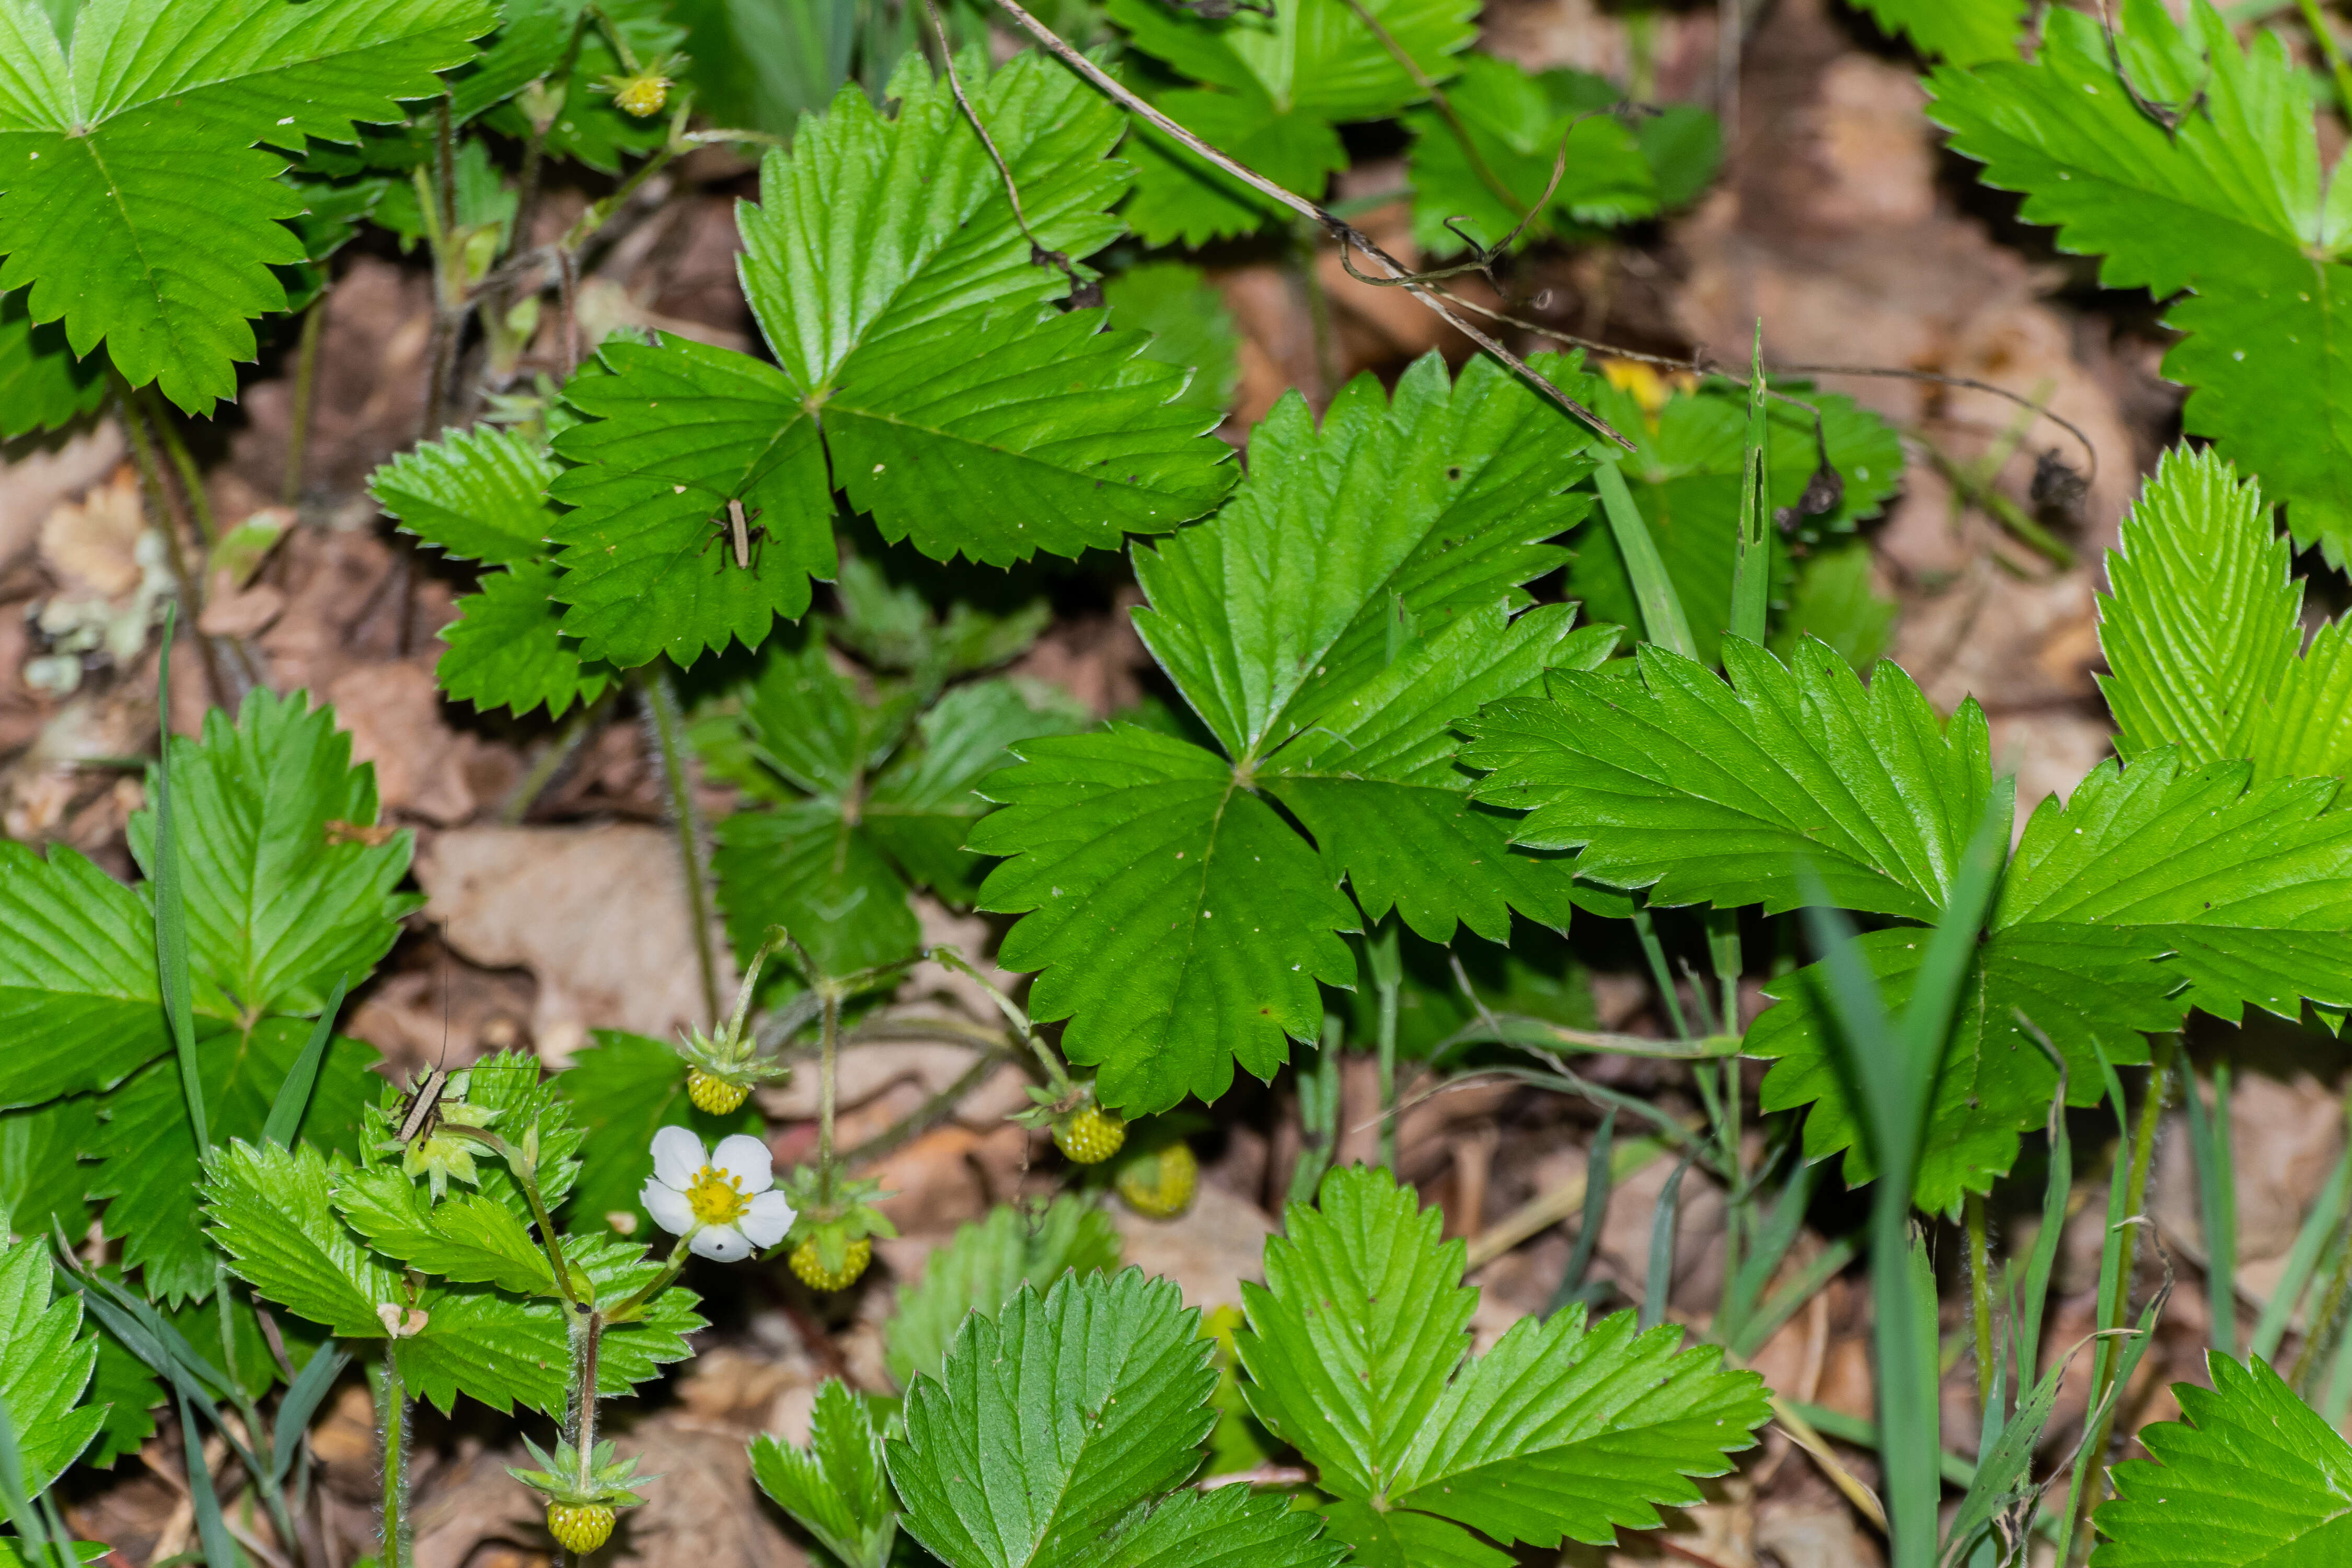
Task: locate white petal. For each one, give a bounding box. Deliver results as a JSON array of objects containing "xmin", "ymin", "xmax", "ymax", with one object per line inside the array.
[
  {"xmin": 641, "ymin": 1178, "xmax": 695, "ymax": 1237},
  {"xmin": 710, "ymin": 1133, "xmax": 775, "ymax": 1194},
  {"xmin": 690, "ymin": 1224, "xmax": 751, "ymax": 1262},
  {"xmin": 740, "ymin": 1190, "xmax": 794, "ymax": 1249},
  {"xmin": 651, "ymin": 1125, "xmax": 707, "ymax": 1190}
]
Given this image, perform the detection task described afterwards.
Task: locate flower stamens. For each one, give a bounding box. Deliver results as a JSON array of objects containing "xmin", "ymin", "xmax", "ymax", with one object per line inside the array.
[{"xmin": 685, "ymin": 1165, "xmax": 750, "ymax": 1228}]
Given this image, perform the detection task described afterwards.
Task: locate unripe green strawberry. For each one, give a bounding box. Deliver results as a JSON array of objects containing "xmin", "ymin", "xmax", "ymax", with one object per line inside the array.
[
  {"xmin": 686, "ymin": 1067, "xmax": 750, "ymax": 1114},
  {"xmin": 1054, "ymin": 1103, "xmax": 1126, "ymax": 1165},
  {"xmin": 612, "ymin": 72, "xmax": 669, "ymax": 117},
  {"xmin": 1116, "ymin": 1140, "xmax": 1198, "ymax": 1219},
  {"xmin": 790, "ymin": 1233, "xmax": 871, "ymax": 1291},
  {"xmin": 548, "ymin": 1502, "xmax": 615, "ymax": 1554}
]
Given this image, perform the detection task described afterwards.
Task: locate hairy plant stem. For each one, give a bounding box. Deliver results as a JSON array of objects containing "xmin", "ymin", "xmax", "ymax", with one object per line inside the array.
[
  {"xmin": 1966, "ymin": 1191, "xmax": 1996, "ymax": 1417},
  {"xmin": 640, "ymin": 666, "xmax": 722, "ymax": 1027},
  {"xmin": 282, "ymin": 291, "xmax": 329, "ymax": 507},
  {"xmin": 818, "ymin": 990, "xmax": 842, "ymax": 1209},
  {"xmin": 509, "ymin": 11, "xmax": 592, "ymax": 266},
  {"xmin": 142, "ymin": 386, "xmax": 221, "ymax": 546},
  {"xmin": 1629, "ymin": 907, "xmax": 1691, "ymax": 1039},
  {"xmin": 568, "ymin": 1309, "xmax": 604, "ymax": 1479},
  {"xmin": 501, "ymin": 689, "xmax": 613, "ymax": 824},
  {"xmin": 378, "ymin": 1354, "xmax": 411, "ymax": 1568},
  {"xmin": 419, "ymin": 97, "xmax": 465, "ymax": 441},
  {"xmin": 2068, "ymin": 1035, "xmax": 2176, "ymax": 1555},
  {"xmin": 1295, "ymin": 220, "xmax": 1337, "ymax": 401}
]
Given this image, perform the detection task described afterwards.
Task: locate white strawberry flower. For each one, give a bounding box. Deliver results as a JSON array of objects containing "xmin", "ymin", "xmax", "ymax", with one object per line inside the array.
[{"xmin": 640, "ymin": 1126, "xmax": 794, "ymax": 1262}]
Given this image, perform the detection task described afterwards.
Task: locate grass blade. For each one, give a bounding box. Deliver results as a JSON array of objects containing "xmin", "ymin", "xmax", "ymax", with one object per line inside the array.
[
  {"xmin": 1593, "ymin": 459, "xmax": 1699, "ymax": 662},
  {"xmin": 262, "ymin": 972, "xmax": 350, "ymax": 1148},
  {"xmin": 153, "ymin": 602, "xmax": 207, "ymax": 1151},
  {"xmin": 177, "ymin": 1391, "xmax": 244, "ymax": 1568},
  {"xmin": 270, "ymin": 1346, "xmax": 349, "ymax": 1489},
  {"xmin": 1730, "ymin": 1234, "xmax": 1859, "ymax": 1364},
  {"xmin": 1728, "ymin": 320, "xmax": 1771, "ymax": 646},
  {"xmin": 1641, "ymin": 1150, "xmax": 1693, "ymax": 1331},
  {"xmin": 2182, "ymin": 1058, "xmax": 2239, "ymax": 1358},
  {"xmin": 1725, "ymin": 1156, "xmax": 1820, "ymax": 1334},
  {"xmin": 0, "ymin": 1387, "xmax": 61, "ymax": 1567},
  {"xmin": 2012, "ymin": 1032, "xmax": 2072, "ymax": 1403},
  {"xmin": 1547, "ymin": 1108, "xmax": 1616, "ymax": 1317},
  {"xmin": 2249, "ymin": 1122, "xmax": 2352, "ymax": 1362}
]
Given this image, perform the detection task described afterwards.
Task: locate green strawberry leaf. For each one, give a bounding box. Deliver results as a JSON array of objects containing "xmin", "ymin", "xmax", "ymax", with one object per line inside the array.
[
  {"xmin": 371, "ymin": 424, "xmax": 558, "ymax": 567},
  {"xmin": 0, "ymin": 1236, "xmax": 105, "ymax": 1513},
  {"xmin": 883, "ymin": 1196, "xmax": 1124, "ymax": 1389},
  {"xmin": 0, "ymin": 843, "xmax": 169, "ymax": 1109},
  {"xmin": 0, "ymin": 287, "xmax": 103, "ymax": 439},
  {"xmin": 751, "ymin": 1378, "xmax": 898, "ymax": 1568},
  {"xmin": 436, "ymin": 561, "xmax": 617, "ymax": 719}
]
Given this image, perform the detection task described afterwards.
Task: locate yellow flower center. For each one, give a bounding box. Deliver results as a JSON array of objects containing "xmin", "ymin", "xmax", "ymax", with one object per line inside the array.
[{"xmin": 685, "ymin": 1165, "xmax": 750, "ymax": 1227}]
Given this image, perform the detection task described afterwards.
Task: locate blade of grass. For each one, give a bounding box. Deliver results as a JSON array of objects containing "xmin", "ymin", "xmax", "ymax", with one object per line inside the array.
[
  {"xmin": 1781, "ymin": 1399, "xmax": 1978, "ymax": 1490},
  {"xmin": 1641, "ymin": 1151, "xmax": 1694, "ymax": 1331},
  {"xmin": 2181, "ymin": 1057, "xmax": 2238, "ymax": 1359},
  {"xmin": 270, "ymin": 1347, "xmax": 350, "ymax": 1489},
  {"xmin": 1547, "ymin": 1109, "xmax": 1616, "ymax": 1317},
  {"xmin": 2049, "ymin": 1047, "xmax": 2138, "ymax": 1568},
  {"xmin": 2249, "ymin": 1116, "xmax": 2352, "ymax": 1362},
  {"xmin": 0, "ymin": 1388, "xmax": 61, "ymax": 1568},
  {"xmin": 1593, "ymin": 460, "xmax": 1699, "ymax": 661},
  {"xmin": 177, "ymin": 1390, "xmax": 244, "ymax": 1568},
  {"xmin": 1941, "ymin": 1350, "xmax": 2067, "ymax": 1566},
  {"xmin": 154, "ymin": 602, "xmax": 207, "ymax": 1150},
  {"xmin": 1728, "ymin": 319, "xmax": 1771, "ymax": 647},
  {"xmin": 1729, "ymin": 1235, "xmax": 1860, "ymax": 1364},
  {"xmin": 2011, "ymin": 1021, "xmax": 2073, "ymax": 1404},
  {"xmin": 1725, "ymin": 1157, "xmax": 1820, "ymax": 1335},
  {"xmin": 262, "ymin": 973, "xmax": 350, "ymax": 1149}
]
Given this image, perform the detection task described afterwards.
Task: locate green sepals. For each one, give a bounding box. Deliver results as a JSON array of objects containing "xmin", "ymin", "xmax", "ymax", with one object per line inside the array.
[
  {"xmin": 883, "ymin": 1196, "xmax": 1124, "ymax": 1388},
  {"xmin": 1236, "ymin": 1167, "xmax": 1769, "ymax": 1557},
  {"xmin": 710, "ymin": 628, "xmax": 1091, "ymax": 981},
  {"xmin": 887, "ymin": 1268, "xmax": 1338, "ymax": 1568},
  {"xmin": 1102, "ymin": 262, "xmax": 1241, "ymax": 416},
  {"xmin": 975, "ymin": 354, "xmax": 1614, "ymax": 1115},
  {"xmin": 1109, "ymin": 0, "xmax": 1476, "ymax": 245},
  {"xmin": 2091, "ymin": 1353, "xmax": 2352, "ymax": 1564},
  {"xmin": 0, "ymin": 0, "xmax": 497, "ymax": 414},
  {"xmin": 781, "ymin": 1168, "xmax": 897, "ymax": 1273},
  {"xmin": 555, "ymin": 1031, "xmax": 758, "ymax": 1236},
  {"xmin": 2096, "ymin": 445, "xmax": 2352, "ymax": 783},
  {"xmin": 1467, "ymin": 638, "xmax": 1996, "ymax": 924},
  {"xmin": 0, "ymin": 1236, "xmax": 106, "ymax": 1516},
  {"xmin": 477, "ymin": 0, "xmax": 683, "ymax": 174},
  {"xmin": 1402, "ymin": 59, "xmax": 1662, "ymax": 256},
  {"xmin": 1927, "ymin": 1, "xmax": 2352, "ymax": 561},
  {"xmin": 1850, "ymin": 0, "xmax": 2023, "ymax": 64},
  {"xmin": 1563, "ymin": 375, "xmax": 1904, "ymax": 665},
  {"xmin": 750, "ymin": 1378, "xmax": 898, "ymax": 1568},
  {"xmin": 509, "ymin": 1435, "xmax": 654, "ymax": 1508}
]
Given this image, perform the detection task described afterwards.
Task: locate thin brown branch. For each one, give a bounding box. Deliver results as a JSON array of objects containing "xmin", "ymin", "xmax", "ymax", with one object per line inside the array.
[{"xmin": 977, "ymin": 0, "xmax": 1636, "ymax": 450}]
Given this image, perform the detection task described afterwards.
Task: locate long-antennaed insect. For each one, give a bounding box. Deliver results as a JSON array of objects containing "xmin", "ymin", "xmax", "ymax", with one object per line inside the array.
[
  {"xmin": 391, "ymin": 952, "xmax": 460, "ymax": 1147},
  {"xmin": 701, "ymin": 497, "xmax": 768, "ymax": 572}
]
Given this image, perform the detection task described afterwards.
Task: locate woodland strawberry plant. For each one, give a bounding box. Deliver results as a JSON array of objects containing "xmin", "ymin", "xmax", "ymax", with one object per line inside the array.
[{"xmin": 6, "ymin": 1, "xmax": 2352, "ymax": 1567}]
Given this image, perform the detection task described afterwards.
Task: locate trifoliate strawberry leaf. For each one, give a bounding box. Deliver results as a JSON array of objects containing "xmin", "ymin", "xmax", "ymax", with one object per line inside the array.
[
  {"xmin": 0, "ymin": 843, "xmax": 168, "ymax": 1109},
  {"xmin": 712, "ymin": 633, "xmax": 1090, "ymax": 977},
  {"xmin": 1850, "ymin": 0, "xmax": 2022, "ymax": 64},
  {"xmin": 437, "ymin": 561, "xmax": 617, "ymax": 719},
  {"xmin": 0, "ymin": 1095, "xmax": 97, "ymax": 1238},
  {"xmin": 0, "ymin": 0, "xmax": 494, "ymax": 414},
  {"xmin": 128, "ymin": 690, "xmax": 420, "ymax": 1021},
  {"xmin": 751, "ymin": 1378, "xmax": 898, "ymax": 1568},
  {"xmin": 1102, "ymin": 262, "xmax": 1241, "ymax": 416},
  {"xmin": 2097, "ymin": 445, "xmax": 2352, "ymax": 783},
  {"xmin": 206, "ymin": 1140, "xmax": 405, "ymax": 1339},
  {"xmin": 1750, "ymin": 921, "xmax": 2173, "ymax": 1206},
  {"xmin": 1237, "ymin": 1166, "xmax": 1769, "ymax": 1557},
  {"xmin": 885, "ymin": 1269, "xmax": 1223, "ymax": 1568},
  {"xmin": 1928, "ymin": 2, "xmax": 2352, "ymax": 562},
  {"xmin": 0, "ymin": 1235, "xmax": 105, "ymax": 1512},
  {"xmin": 1465, "ymin": 638, "xmax": 1997, "ymax": 924},
  {"xmin": 329, "ymin": 1166, "xmax": 556, "ymax": 1295},
  {"xmin": 371, "ymin": 424, "xmax": 557, "ymax": 566},
  {"xmin": 1565, "ymin": 377, "xmax": 1904, "ymax": 663},
  {"xmin": 547, "ymin": 52, "xmax": 1233, "ymax": 670},
  {"xmin": 0, "ymin": 289, "xmax": 103, "ymax": 439},
  {"xmin": 396, "ymin": 1231, "xmax": 702, "ymax": 1416},
  {"xmin": 1403, "ymin": 57, "xmax": 1657, "ymax": 256},
  {"xmin": 883, "ymin": 1196, "xmax": 1124, "ymax": 1389},
  {"xmin": 975, "ymin": 356, "xmax": 1609, "ymax": 1111},
  {"xmin": 552, "ymin": 1031, "xmax": 757, "ymax": 1236},
  {"xmin": 96, "ymin": 1018, "xmax": 379, "ymax": 1306},
  {"xmin": 2091, "ymin": 1353, "xmax": 2352, "ymax": 1565}
]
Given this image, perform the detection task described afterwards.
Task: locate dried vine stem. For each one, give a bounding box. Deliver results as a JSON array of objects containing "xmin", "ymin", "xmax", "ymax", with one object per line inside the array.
[{"xmin": 978, "ymin": 0, "xmax": 1635, "ymax": 450}]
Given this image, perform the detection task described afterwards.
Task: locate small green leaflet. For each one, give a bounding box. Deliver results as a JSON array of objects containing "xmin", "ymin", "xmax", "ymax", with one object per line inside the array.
[
  {"xmin": 437, "ymin": 561, "xmax": 616, "ymax": 719},
  {"xmin": 1236, "ymin": 1167, "xmax": 1768, "ymax": 1559},
  {"xmin": 0, "ymin": 289, "xmax": 102, "ymax": 439},
  {"xmin": 1109, "ymin": 0, "xmax": 1475, "ymax": 245},
  {"xmin": 882, "ymin": 1195, "xmax": 1124, "ymax": 1388},
  {"xmin": 372, "ymin": 425, "xmax": 558, "ymax": 566},
  {"xmin": 2097, "ymin": 445, "xmax": 2352, "ymax": 783},
  {"xmin": 552, "ymin": 1031, "xmax": 756, "ymax": 1235},
  {"xmin": 0, "ymin": 1096, "xmax": 98, "ymax": 1239},
  {"xmin": 1847, "ymin": 0, "xmax": 2022, "ymax": 64},
  {"xmin": 2091, "ymin": 1354, "xmax": 2352, "ymax": 1565},
  {"xmin": 975, "ymin": 354, "xmax": 1614, "ymax": 1114},
  {"xmin": 1769, "ymin": 539, "xmax": 1896, "ymax": 673},
  {"xmin": 469, "ymin": 0, "xmax": 681, "ymax": 175},
  {"xmin": 0, "ymin": 0, "xmax": 495, "ymax": 413},
  {"xmin": 750, "ymin": 1378, "xmax": 897, "ymax": 1568},
  {"xmin": 1102, "ymin": 262, "xmax": 1241, "ymax": 416},
  {"xmin": 1563, "ymin": 375, "xmax": 1904, "ymax": 665},
  {"xmin": 885, "ymin": 1267, "xmax": 1340, "ymax": 1568},
  {"xmin": 0, "ymin": 843, "xmax": 169, "ymax": 1109},
  {"xmin": 0, "ymin": 1236, "xmax": 105, "ymax": 1515},
  {"xmin": 1928, "ymin": 1, "xmax": 2352, "ymax": 563},
  {"xmin": 330, "ymin": 1166, "xmax": 556, "ymax": 1295},
  {"xmin": 546, "ymin": 52, "xmax": 1234, "ymax": 670},
  {"xmin": 709, "ymin": 632, "xmax": 1091, "ymax": 980}
]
